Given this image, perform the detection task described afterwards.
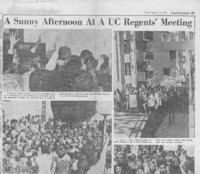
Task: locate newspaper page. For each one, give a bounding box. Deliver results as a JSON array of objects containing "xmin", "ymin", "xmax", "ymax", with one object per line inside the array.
[{"xmin": 0, "ymin": 0, "xmax": 199, "ymax": 174}]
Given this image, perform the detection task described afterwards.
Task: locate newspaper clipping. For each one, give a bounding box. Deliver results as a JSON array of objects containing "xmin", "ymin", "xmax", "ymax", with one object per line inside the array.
[{"xmin": 0, "ymin": 5, "xmax": 198, "ymax": 174}]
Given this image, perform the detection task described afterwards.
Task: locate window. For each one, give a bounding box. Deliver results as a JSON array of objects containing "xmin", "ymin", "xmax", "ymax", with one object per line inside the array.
[
  {"xmin": 137, "ymin": 61, "xmax": 147, "ymax": 72},
  {"xmin": 178, "ymin": 51, "xmax": 184, "ymax": 57},
  {"xmin": 123, "ymin": 31, "xmax": 130, "ymax": 40},
  {"xmin": 163, "ymin": 68, "xmax": 170, "ymax": 76},
  {"xmin": 136, "ymin": 41, "xmax": 147, "ymax": 52},
  {"xmin": 181, "ymin": 69, "xmax": 186, "ymax": 75},
  {"xmin": 162, "ymin": 32, "xmax": 170, "ymax": 42},
  {"xmin": 179, "ymin": 51, "xmax": 185, "ymax": 63},
  {"xmin": 179, "ymin": 31, "xmax": 187, "ymax": 41},
  {"xmin": 189, "ymin": 32, "xmax": 194, "ymax": 40},
  {"xmin": 143, "ymin": 31, "xmax": 153, "ymax": 41},
  {"xmin": 145, "ymin": 52, "xmax": 154, "ymax": 60},
  {"xmin": 145, "ymin": 71, "xmax": 154, "ymax": 80},
  {"xmin": 170, "ymin": 32, "xmax": 179, "ymax": 41},
  {"xmin": 125, "ymin": 63, "xmax": 131, "ymax": 76},
  {"xmin": 124, "ymin": 40, "xmax": 130, "ymax": 54},
  {"xmin": 169, "ymin": 50, "xmax": 176, "ymax": 60}
]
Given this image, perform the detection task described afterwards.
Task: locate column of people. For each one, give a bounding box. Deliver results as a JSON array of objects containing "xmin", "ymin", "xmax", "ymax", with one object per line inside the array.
[{"xmin": 114, "ymin": 84, "xmax": 189, "ymax": 125}]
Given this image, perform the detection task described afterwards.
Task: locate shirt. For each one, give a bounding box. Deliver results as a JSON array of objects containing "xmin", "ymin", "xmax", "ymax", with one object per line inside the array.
[
  {"xmin": 148, "ymin": 94, "xmax": 155, "ymax": 107},
  {"xmin": 155, "ymin": 170, "xmax": 170, "ymax": 174},
  {"xmin": 45, "ymin": 49, "xmax": 59, "ymax": 71},
  {"xmin": 52, "ymin": 153, "xmax": 71, "ymax": 174}
]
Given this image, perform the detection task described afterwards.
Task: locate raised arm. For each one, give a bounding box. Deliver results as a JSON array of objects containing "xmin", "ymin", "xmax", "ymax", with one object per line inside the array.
[
  {"xmin": 30, "ymin": 34, "xmax": 41, "ymax": 53},
  {"xmin": 50, "ymin": 155, "xmax": 56, "ymax": 174},
  {"xmin": 86, "ymin": 134, "xmax": 110, "ymax": 174},
  {"xmin": 45, "ymin": 35, "xmax": 61, "ymax": 71},
  {"xmin": 8, "ymin": 32, "xmax": 20, "ymax": 55}
]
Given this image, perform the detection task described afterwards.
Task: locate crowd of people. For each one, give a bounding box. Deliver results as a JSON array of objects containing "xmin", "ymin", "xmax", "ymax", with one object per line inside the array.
[
  {"xmin": 114, "ymin": 83, "xmax": 189, "ymax": 125},
  {"xmin": 114, "ymin": 145, "xmax": 194, "ymax": 174},
  {"xmin": 3, "ymin": 112, "xmax": 112, "ymax": 174},
  {"xmin": 3, "ymin": 32, "xmax": 111, "ymax": 92}
]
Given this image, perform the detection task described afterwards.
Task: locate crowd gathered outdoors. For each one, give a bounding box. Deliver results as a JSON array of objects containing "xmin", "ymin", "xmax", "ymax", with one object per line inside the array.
[
  {"xmin": 3, "ymin": 32, "xmax": 111, "ymax": 92},
  {"xmin": 3, "ymin": 112, "xmax": 112, "ymax": 174},
  {"xmin": 114, "ymin": 83, "xmax": 189, "ymax": 126},
  {"xmin": 114, "ymin": 145, "xmax": 194, "ymax": 174}
]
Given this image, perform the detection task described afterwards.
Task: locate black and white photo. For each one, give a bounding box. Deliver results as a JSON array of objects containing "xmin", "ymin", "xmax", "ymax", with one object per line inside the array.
[
  {"xmin": 114, "ymin": 31, "xmax": 195, "ymax": 138},
  {"xmin": 3, "ymin": 100, "xmax": 112, "ymax": 174},
  {"xmin": 114, "ymin": 145, "xmax": 194, "ymax": 174},
  {"xmin": 3, "ymin": 29, "xmax": 112, "ymax": 92}
]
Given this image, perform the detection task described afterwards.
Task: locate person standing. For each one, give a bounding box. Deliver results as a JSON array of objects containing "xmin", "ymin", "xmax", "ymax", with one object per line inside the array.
[
  {"xmin": 147, "ymin": 90, "xmax": 155, "ymax": 114},
  {"xmin": 137, "ymin": 87, "xmax": 143, "ymax": 114},
  {"xmin": 51, "ymin": 142, "xmax": 71, "ymax": 174},
  {"xmin": 126, "ymin": 85, "xmax": 131, "ymax": 112},
  {"xmin": 154, "ymin": 89, "xmax": 161, "ymax": 118},
  {"xmin": 141, "ymin": 89, "xmax": 147, "ymax": 114},
  {"xmin": 3, "ymin": 32, "xmax": 20, "ymax": 73},
  {"xmin": 168, "ymin": 90, "xmax": 176, "ymax": 126}
]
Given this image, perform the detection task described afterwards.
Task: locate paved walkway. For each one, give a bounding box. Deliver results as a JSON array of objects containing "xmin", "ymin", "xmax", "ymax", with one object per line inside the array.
[
  {"xmin": 114, "ymin": 112, "xmax": 149, "ymax": 138},
  {"xmin": 155, "ymin": 111, "xmax": 189, "ymax": 137}
]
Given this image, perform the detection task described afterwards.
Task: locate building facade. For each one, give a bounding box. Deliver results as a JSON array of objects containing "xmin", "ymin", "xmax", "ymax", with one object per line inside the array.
[
  {"xmin": 114, "ymin": 31, "xmax": 194, "ymax": 90},
  {"xmin": 114, "ymin": 31, "xmax": 137, "ymax": 90}
]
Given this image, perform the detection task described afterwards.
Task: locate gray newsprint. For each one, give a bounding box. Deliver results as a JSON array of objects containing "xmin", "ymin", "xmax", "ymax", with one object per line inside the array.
[
  {"xmin": 2, "ymin": 100, "xmax": 112, "ymax": 174},
  {"xmin": 0, "ymin": 8, "xmax": 198, "ymax": 174},
  {"xmin": 114, "ymin": 145, "xmax": 194, "ymax": 174},
  {"xmin": 2, "ymin": 29, "xmax": 112, "ymax": 92},
  {"xmin": 1, "ymin": 15, "xmax": 113, "ymax": 174},
  {"xmin": 114, "ymin": 31, "xmax": 195, "ymax": 139}
]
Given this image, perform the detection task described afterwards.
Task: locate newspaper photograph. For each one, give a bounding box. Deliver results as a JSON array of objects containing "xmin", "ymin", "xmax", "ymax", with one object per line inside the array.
[
  {"xmin": 2, "ymin": 100, "xmax": 112, "ymax": 174},
  {"xmin": 2, "ymin": 29, "xmax": 112, "ymax": 92},
  {"xmin": 114, "ymin": 31, "xmax": 195, "ymax": 139},
  {"xmin": 114, "ymin": 144, "xmax": 194, "ymax": 174}
]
